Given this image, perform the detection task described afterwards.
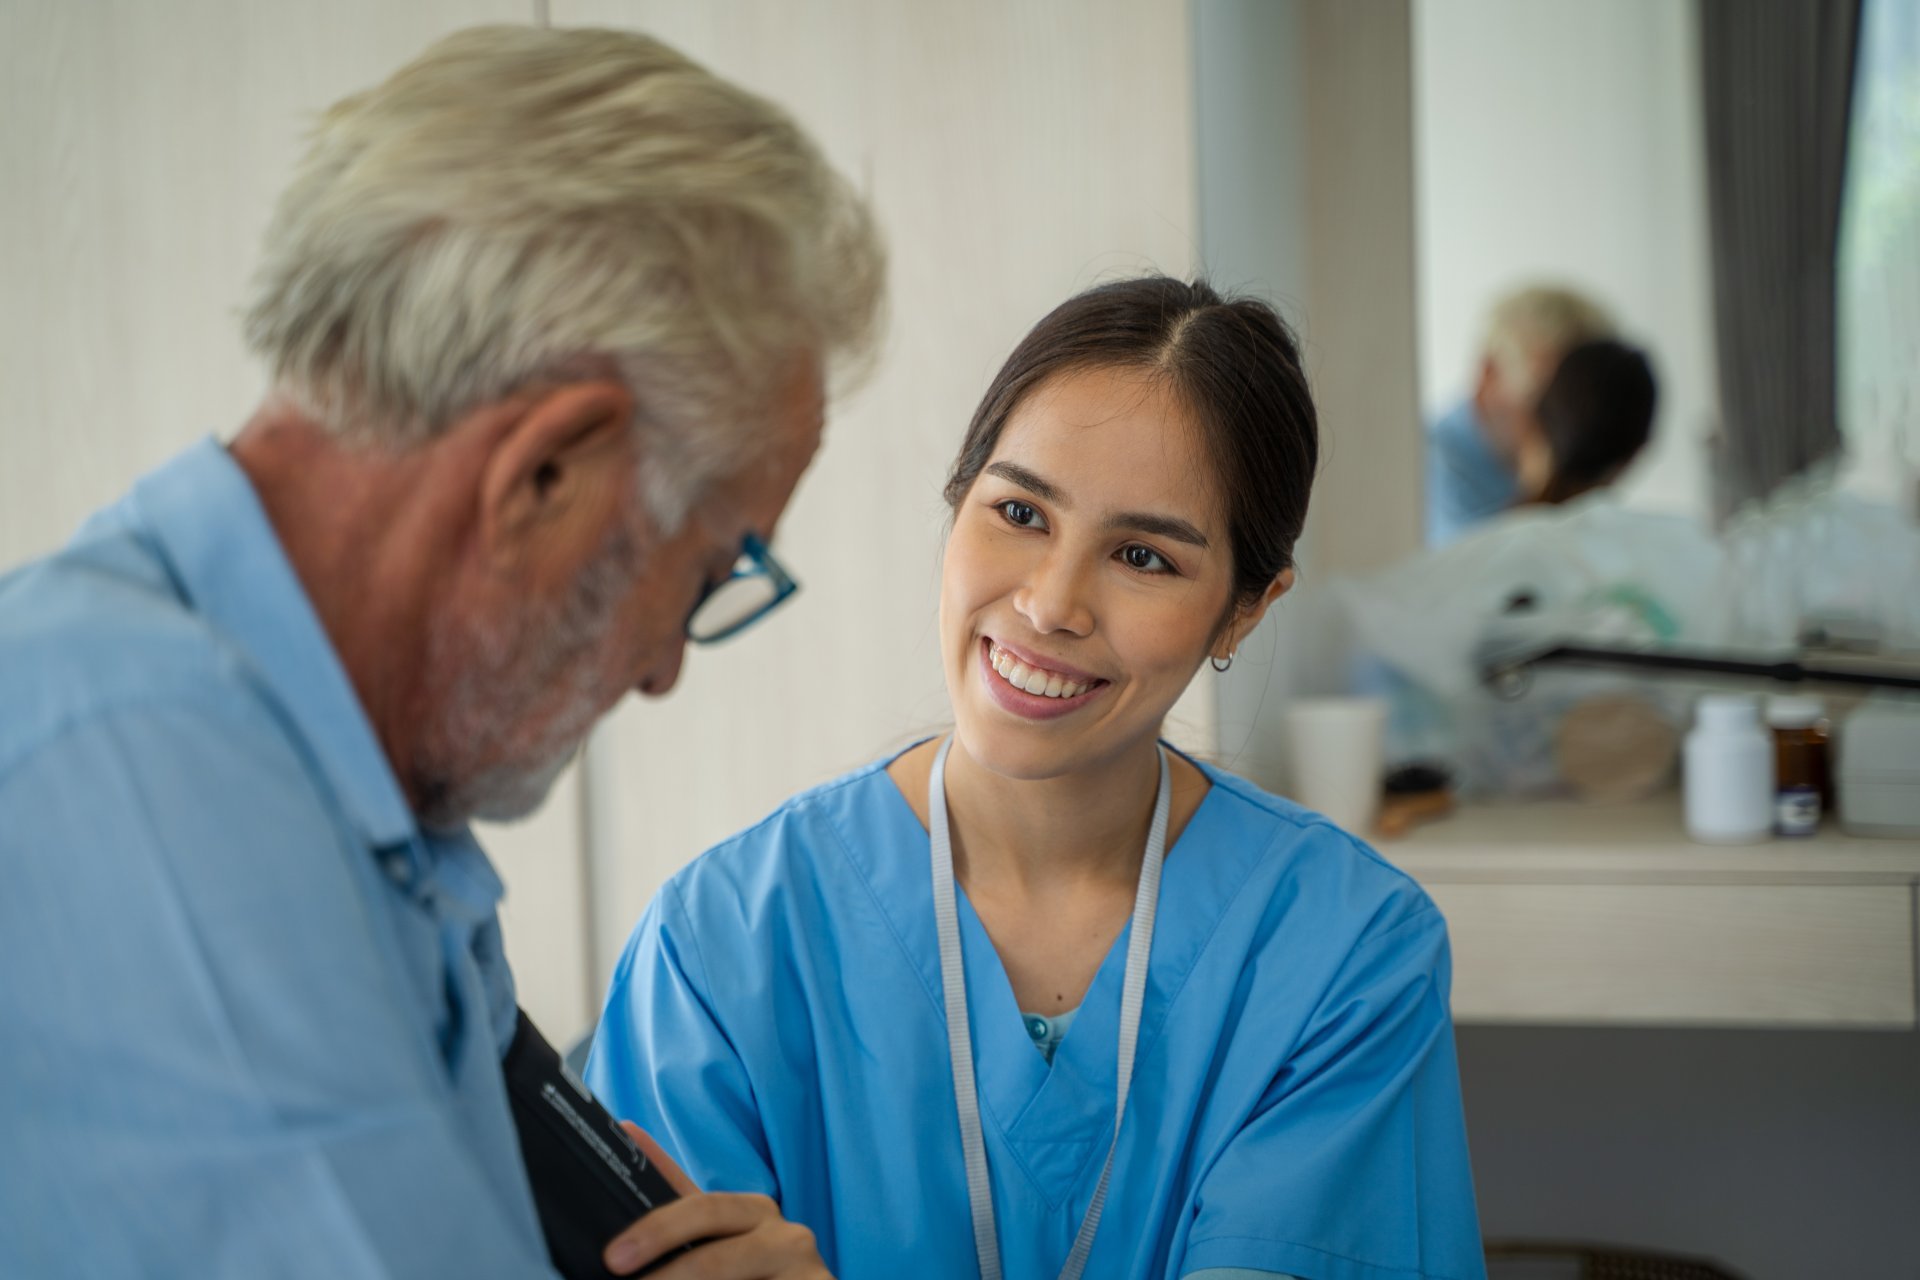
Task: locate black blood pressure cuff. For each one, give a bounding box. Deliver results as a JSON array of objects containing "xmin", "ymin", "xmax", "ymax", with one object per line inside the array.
[{"xmin": 502, "ymin": 1009, "xmax": 689, "ymax": 1278}]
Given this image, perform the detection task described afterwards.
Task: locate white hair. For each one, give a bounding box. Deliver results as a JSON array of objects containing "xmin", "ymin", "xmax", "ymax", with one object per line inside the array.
[
  {"xmin": 244, "ymin": 24, "xmax": 885, "ymax": 529},
  {"xmin": 1481, "ymin": 284, "xmax": 1615, "ymax": 404}
]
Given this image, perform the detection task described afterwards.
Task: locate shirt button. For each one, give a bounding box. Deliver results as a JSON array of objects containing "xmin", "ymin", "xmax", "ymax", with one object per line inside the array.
[{"xmin": 382, "ymin": 851, "xmax": 413, "ymax": 888}]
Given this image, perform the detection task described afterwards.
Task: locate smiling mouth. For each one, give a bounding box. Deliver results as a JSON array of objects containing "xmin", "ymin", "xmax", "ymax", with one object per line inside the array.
[{"xmin": 984, "ymin": 640, "xmax": 1104, "ymax": 700}]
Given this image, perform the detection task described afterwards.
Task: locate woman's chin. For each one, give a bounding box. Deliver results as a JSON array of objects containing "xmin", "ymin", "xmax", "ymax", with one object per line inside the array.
[
  {"xmin": 951, "ymin": 705, "xmax": 1162, "ymax": 788},
  {"xmin": 949, "ymin": 716, "xmax": 1084, "ymax": 784}
]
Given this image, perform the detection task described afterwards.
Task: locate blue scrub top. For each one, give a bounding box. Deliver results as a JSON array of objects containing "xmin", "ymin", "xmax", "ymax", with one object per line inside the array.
[{"xmin": 588, "ymin": 753, "xmax": 1484, "ymax": 1280}]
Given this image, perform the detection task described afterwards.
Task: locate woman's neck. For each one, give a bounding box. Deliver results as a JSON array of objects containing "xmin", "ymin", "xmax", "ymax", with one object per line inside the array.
[
  {"xmin": 887, "ymin": 732, "xmax": 1211, "ymax": 1015},
  {"xmin": 939, "ymin": 735, "xmax": 1166, "ymax": 897}
]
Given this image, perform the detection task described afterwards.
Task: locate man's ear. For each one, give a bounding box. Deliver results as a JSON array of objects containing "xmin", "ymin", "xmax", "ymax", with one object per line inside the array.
[
  {"xmin": 1213, "ymin": 567, "xmax": 1296, "ymax": 662},
  {"xmin": 478, "ymin": 379, "xmax": 637, "ymax": 572}
]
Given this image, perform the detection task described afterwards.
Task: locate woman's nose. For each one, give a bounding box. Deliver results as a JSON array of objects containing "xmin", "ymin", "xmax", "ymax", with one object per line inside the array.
[{"xmin": 1012, "ymin": 550, "xmax": 1095, "ymax": 636}]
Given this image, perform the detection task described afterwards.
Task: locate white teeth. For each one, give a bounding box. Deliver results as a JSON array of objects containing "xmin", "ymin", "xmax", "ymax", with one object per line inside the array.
[{"xmin": 986, "ymin": 642, "xmax": 1094, "ymax": 700}]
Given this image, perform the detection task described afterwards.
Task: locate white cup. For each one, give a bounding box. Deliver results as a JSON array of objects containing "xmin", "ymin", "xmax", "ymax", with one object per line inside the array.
[{"xmin": 1283, "ymin": 696, "xmax": 1388, "ymax": 833}]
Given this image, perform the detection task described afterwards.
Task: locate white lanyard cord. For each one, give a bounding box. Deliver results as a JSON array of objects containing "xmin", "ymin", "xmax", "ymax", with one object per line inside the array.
[{"xmin": 929, "ymin": 736, "xmax": 1171, "ymax": 1280}]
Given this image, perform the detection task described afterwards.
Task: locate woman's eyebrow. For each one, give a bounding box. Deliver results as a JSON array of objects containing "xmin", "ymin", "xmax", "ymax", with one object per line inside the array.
[
  {"xmin": 1107, "ymin": 511, "xmax": 1209, "ymax": 549},
  {"xmin": 984, "ymin": 461, "xmax": 1065, "ymax": 505},
  {"xmin": 986, "ymin": 461, "xmax": 1210, "ymax": 550}
]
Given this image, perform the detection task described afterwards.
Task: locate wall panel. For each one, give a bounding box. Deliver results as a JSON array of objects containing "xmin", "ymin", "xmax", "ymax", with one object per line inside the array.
[{"xmin": 551, "ymin": 0, "xmax": 1202, "ymax": 992}]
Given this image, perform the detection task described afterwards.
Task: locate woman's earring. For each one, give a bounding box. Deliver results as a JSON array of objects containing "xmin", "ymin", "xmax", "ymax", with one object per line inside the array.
[{"xmin": 1210, "ymin": 651, "xmax": 1235, "ymax": 673}]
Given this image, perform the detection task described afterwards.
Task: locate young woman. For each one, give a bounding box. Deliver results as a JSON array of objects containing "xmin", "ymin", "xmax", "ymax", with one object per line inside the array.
[{"xmin": 587, "ymin": 277, "xmax": 1484, "ymax": 1280}]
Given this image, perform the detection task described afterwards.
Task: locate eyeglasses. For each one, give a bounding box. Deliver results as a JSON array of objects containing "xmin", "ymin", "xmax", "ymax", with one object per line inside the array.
[{"xmin": 686, "ymin": 532, "xmax": 799, "ymax": 644}]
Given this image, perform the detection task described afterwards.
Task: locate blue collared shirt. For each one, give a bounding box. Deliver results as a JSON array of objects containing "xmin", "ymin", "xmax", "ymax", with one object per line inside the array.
[
  {"xmin": 0, "ymin": 440, "xmax": 556, "ymax": 1277},
  {"xmin": 1425, "ymin": 399, "xmax": 1517, "ymax": 548}
]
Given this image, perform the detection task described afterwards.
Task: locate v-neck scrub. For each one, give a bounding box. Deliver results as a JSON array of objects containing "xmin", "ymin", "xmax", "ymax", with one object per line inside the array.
[{"xmin": 586, "ymin": 751, "xmax": 1484, "ymax": 1280}]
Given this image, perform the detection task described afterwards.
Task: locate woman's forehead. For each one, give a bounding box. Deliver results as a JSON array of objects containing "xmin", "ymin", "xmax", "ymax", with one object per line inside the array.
[{"xmin": 992, "ymin": 367, "xmax": 1223, "ymax": 526}]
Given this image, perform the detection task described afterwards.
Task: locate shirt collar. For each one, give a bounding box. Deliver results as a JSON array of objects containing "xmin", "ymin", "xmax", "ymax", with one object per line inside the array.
[
  {"xmin": 127, "ymin": 437, "xmax": 421, "ymax": 853},
  {"xmin": 421, "ymin": 828, "xmax": 509, "ymax": 927}
]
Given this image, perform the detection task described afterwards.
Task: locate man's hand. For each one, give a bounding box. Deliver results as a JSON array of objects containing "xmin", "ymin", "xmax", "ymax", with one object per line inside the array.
[{"xmin": 603, "ymin": 1123, "xmax": 833, "ymax": 1279}]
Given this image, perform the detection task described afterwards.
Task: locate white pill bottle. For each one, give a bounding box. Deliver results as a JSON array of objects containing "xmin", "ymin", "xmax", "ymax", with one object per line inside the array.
[{"xmin": 1684, "ymin": 694, "xmax": 1777, "ymax": 844}]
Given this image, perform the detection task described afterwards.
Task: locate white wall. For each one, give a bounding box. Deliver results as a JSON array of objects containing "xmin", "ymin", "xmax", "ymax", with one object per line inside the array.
[
  {"xmin": 1199, "ymin": 0, "xmax": 1424, "ymax": 793},
  {"xmin": 558, "ymin": 0, "xmax": 1206, "ymax": 998},
  {"xmin": 1411, "ymin": 0, "xmax": 1720, "ymax": 517},
  {"xmin": 0, "ymin": 0, "xmax": 508, "ymax": 552}
]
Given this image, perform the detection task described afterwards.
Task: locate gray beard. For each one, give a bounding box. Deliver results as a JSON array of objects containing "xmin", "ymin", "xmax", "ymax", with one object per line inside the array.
[
  {"xmin": 415, "ymin": 519, "xmax": 640, "ymax": 831},
  {"xmin": 458, "ymin": 736, "xmax": 582, "ymax": 826}
]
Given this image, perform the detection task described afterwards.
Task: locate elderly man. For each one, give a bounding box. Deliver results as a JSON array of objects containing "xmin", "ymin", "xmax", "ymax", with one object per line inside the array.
[
  {"xmin": 1425, "ymin": 284, "xmax": 1614, "ymax": 547},
  {"xmin": 0, "ymin": 26, "xmax": 881, "ymax": 1280}
]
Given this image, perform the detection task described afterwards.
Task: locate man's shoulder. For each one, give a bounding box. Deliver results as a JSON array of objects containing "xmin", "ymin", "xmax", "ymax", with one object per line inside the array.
[
  {"xmin": 1426, "ymin": 397, "xmax": 1481, "ymax": 442},
  {"xmin": 0, "ymin": 529, "xmax": 276, "ymax": 783}
]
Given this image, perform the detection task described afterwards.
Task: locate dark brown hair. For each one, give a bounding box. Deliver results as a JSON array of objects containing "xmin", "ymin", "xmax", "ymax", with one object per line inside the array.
[
  {"xmin": 1532, "ymin": 339, "xmax": 1657, "ymax": 505},
  {"xmin": 943, "ymin": 276, "xmax": 1319, "ymax": 619}
]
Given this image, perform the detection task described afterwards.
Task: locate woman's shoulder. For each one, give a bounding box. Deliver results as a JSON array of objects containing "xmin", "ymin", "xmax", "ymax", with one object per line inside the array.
[
  {"xmin": 658, "ymin": 745, "xmax": 925, "ymax": 918},
  {"xmin": 1186, "ymin": 755, "xmax": 1443, "ymax": 941}
]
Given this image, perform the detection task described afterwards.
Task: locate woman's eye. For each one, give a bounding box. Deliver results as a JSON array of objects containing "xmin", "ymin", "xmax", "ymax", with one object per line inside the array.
[
  {"xmin": 1121, "ymin": 544, "xmax": 1172, "ymax": 574},
  {"xmin": 998, "ymin": 500, "xmax": 1043, "ymax": 529}
]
